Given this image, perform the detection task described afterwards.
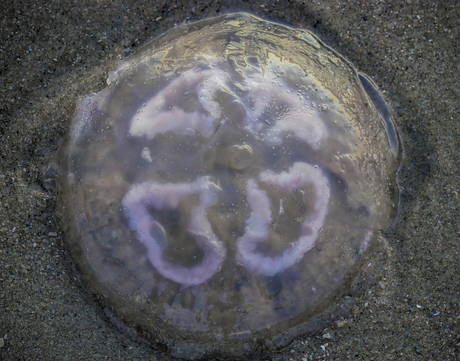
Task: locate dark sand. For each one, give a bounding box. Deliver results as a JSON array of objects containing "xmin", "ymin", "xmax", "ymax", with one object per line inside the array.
[{"xmin": 1, "ymin": 0, "xmax": 458, "ymax": 360}]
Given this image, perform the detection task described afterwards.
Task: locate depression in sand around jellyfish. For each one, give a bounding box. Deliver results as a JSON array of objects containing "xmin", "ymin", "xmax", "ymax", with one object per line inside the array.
[{"xmin": 58, "ymin": 13, "xmax": 401, "ymax": 359}]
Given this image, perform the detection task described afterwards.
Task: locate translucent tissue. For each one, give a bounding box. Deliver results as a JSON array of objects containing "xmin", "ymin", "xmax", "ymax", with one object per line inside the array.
[{"xmin": 57, "ymin": 13, "xmax": 401, "ymax": 359}]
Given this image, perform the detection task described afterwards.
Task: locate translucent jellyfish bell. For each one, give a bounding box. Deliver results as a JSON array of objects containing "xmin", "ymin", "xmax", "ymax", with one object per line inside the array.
[{"xmin": 57, "ymin": 13, "xmax": 401, "ymax": 359}]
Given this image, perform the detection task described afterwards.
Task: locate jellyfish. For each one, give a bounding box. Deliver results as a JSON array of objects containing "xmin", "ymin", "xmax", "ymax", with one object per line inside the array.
[{"xmin": 57, "ymin": 13, "xmax": 401, "ymax": 359}]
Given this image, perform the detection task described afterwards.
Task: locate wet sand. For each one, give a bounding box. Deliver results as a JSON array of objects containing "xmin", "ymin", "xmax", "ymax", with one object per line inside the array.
[{"xmin": 1, "ymin": 1, "xmax": 459, "ymax": 360}]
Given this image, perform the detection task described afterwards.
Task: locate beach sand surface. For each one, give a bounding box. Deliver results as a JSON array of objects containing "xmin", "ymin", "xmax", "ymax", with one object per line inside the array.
[{"xmin": 0, "ymin": 1, "xmax": 458, "ymax": 360}]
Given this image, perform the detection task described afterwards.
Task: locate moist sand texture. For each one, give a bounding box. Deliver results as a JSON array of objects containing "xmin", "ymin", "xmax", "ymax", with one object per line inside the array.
[{"xmin": 0, "ymin": 1, "xmax": 459, "ymax": 360}]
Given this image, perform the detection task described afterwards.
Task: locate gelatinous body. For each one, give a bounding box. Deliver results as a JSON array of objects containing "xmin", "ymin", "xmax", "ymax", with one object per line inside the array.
[{"xmin": 58, "ymin": 13, "xmax": 401, "ymax": 359}]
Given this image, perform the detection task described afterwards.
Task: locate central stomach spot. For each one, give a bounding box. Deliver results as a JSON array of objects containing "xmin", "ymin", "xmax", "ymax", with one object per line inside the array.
[
  {"xmin": 254, "ymin": 184, "xmax": 316, "ymax": 257},
  {"xmin": 149, "ymin": 207, "xmax": 205, "ymax": 267},
  {"xmin": 163, "ymin": 224, "xmax": 205, "ymax": 267}
]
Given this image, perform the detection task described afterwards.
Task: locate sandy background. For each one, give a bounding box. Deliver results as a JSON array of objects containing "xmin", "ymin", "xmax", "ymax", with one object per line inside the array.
[{"xmin": 0, "ymin": 0, "xmax": 458, "ymax": 360}]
